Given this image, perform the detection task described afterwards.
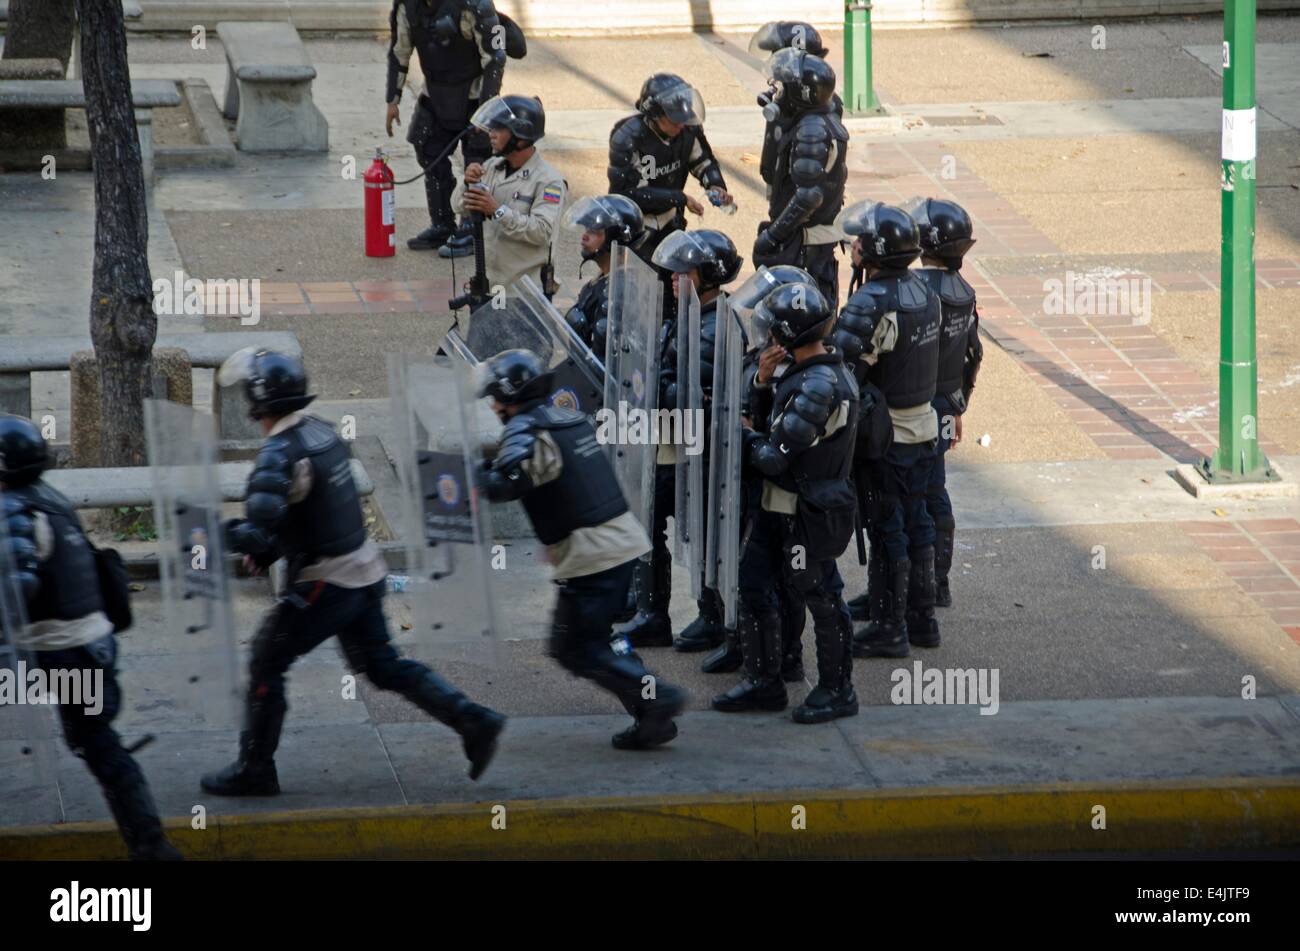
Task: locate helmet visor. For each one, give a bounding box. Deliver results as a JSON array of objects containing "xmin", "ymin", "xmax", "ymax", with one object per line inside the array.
[
  {"xmin": 654, "ymin": 82, "xmax": 705, "ymax": 126},
  {"xmin": 563, "ymin": 195, "xmax": 623, "ymax": 233},
  {"xmin": 650, "ymin": 230, "xmax": 716, "ymax": 273},
  {"xmin": 835, "ymin": 199, "xmax": 882, "ymax": 238},
  {"xmin": 470, "ymin": 96, "xmax": 521, "ymax": 133},
  {"xmin": 730, "ymin": 265, "xmax": 815, "ymax": 314},
  {"xmin": 747, "ymin": 22, "xmax": 786, "ymax": 57},
  {"xmin": 217, "ymin": 346, "xmax": 259, "ymax": 388},
  {"xmin": 764, "ymin": 47, "xmax": 808, "ymax": 85}
]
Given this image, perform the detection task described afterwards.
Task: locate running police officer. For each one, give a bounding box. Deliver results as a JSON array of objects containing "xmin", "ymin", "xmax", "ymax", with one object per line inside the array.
[
  {"xmin": 620, "ymin": 229, "xmax": 742, "ymax": 650},
  {"xmin": 386, "ymin": 0, "xmax": 509, "ymax": 253},
  {"xmin": 1, "ymin": 414, "xmax": 182, "ymax": 860},
  {"xmin": 561, "ymin": 194, "xmax": 646, "ymax": 368},
  {"xmin": 906, "ymin": 198, "xmax": 983, "ymax": 608},
  {"xmin": 475, "ymin": 350, "xmax": 688, "ymax": 749},
  {"xmin": 201, "ymin": 350, "xmax": 505, "ymax": 795},
  {"xmin": 712, "ymin": 284, "xmax": 860, "ymax": 722},
  {"xmin": 832, "ymin": 202, "xmax": 944, "ymax": 658},
  {"xmin": 749, "ymin": 40, "xmax": 848, "ymax": 307},
  {"xmin": 608, "ymin": 73, "xmax": 733, "ymax": 265},
  {"xmin": 452, "ymin": 95, "xmax": 567, "ymax": 312}
]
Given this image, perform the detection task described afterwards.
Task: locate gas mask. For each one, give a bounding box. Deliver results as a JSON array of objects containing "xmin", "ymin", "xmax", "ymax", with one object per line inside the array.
[{"xmin": 758, "ymin": 84, "xmax": 781, "ymax": 123}]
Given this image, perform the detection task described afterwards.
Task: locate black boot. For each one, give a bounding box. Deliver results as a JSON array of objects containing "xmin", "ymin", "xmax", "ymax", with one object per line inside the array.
[
  {"xmin": 853, "ymin": 557, "xmax": 910, "ymax": 658},
  {"xmin": 103, "ymin": 767, "xmax": 183, "ymax": 861},
  {"xmin": 847, "ymin": 590, "xmax": 870, "ymax": 622},
  {"xmin": 700, "ymin": 622, "xmax": 743, "ymax": 674},
  {"xmin": 934, "ymin": 518, "xmax": 955, "ymax": 608},
  {"xmin": 409, "ymin": 177, "xmax": 457, "ymax": 249},
  {"xmin": 612, "ymin": 682, "xmax": 688, "ymax": 750},
  {"xmin": 793, "ymin": 599, "xmax": 859, "ymax": 724},
  {"xmin": 621, "ymin": 555, "xmax": 673, "ymax": 648},
  {"xmin": 712, "ymin": 610, "xmax": 787, "ymax": 712},
  {"xmin": 407, "ymin": 670, "xmax": 506, "ymax": 781},
  {"xmin": 438, "ymin": 220, "xmax": 476, "ymax": 258},
  {"xmin": 906, "ymin": 546, "xmax": 942, "ymax": 649},
  {"xmin": 201, "ymin": 695, "xmax": 285, "ymax": 797},
  {"xmin": 674, "ymin": 588, "xmax": 725, "ymax": 652}
]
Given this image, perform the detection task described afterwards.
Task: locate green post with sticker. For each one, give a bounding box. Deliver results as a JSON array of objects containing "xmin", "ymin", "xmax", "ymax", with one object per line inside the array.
[
  {"xmin": 843, "ymin": 1, "xmax": 881, "ymax": 115},
  {"xmin": 1201, "ymin": 0, "xmax": 1276, "ymax": 484}
]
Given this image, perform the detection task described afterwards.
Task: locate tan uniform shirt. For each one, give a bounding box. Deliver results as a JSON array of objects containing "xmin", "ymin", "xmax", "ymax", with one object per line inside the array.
[
  {"xmin": 452, "ymin": 150, "xmax": 566, "ymax": 300},
  {"xmin": 516, "ymin": 429, "xmax": 651, "ymax": 581}
]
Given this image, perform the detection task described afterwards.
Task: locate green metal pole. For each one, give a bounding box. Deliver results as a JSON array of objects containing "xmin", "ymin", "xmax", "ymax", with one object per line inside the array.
[
  {"xmin": 1202, "ymin": 0, "xmax": 1275, "ymax": 483},
  {"xmin": 843, "ymin": 0, "xmax": 880, "ymax": 115}
]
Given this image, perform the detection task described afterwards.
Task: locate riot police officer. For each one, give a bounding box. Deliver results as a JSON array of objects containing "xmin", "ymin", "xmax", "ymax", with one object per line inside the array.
[
  {"xmin": 831, "ymin": 202, "xmax": 944, "ymax": 659},
  {"xmin": 561, "ymin": 194, "xmax": 646, "ymax": 367},
  {"xmin": 750, "ymin": 45, "xmax": 848, "ymax": 308},
  {"xmin": 608, "ymin": 73, "xmax": 733, "ymax": 265},
  {"xmin": 475, "ymin": 350, "xmax": 688, "ymax": 749},
  {"xmin": 906, "ymin": 198, "xmax": 983, "ymax": 608},
  {"xmin": 452, "ymin": 95, "xmax": 567, "ymax": 307},
  {"xmin": 201, "ymin": 350, "xmax": 505, "ymax": 794},
  {"xmin": 386, "ymin": 0, "xmax": 508, "ymax": 253},
  {"xmin": 712, "ymin": 284, "xmax": 859, "ymax": 722},
  {"xmin": 621, "ymin": 229, "xmax": 742, "ymax": 650},
  {"xmin": 1, "ymin": 414, "xmax": 182, "ymax": 860}
]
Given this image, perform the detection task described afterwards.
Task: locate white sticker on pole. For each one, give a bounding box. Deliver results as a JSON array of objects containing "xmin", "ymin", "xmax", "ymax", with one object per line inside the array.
[
  {"xmin": 1222, "ymin": 108, "xmax": 1257, "ymax": 162},
  {"xmin": 1222, "ymin": 41, "xmax": 1230, "ymax": 69}
]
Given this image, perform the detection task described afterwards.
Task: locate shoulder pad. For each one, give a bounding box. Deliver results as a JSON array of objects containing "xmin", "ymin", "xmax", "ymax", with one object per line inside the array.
[
  {"xmin": 897, "ymin": 272, "xmax": 931, "ymax": 312},
  {"xmin": 937, "ymin": 270, "xmax": 976, "ymax": 307},
  {"xmin": 794, "ymin": 114, "xmax": 831, "ymax": 144},
  {"xmin": 610, "ymin": 115, "xmax": 643, "ymax": 149},
  {"xmin": 2, "ymin": 492, "xmax": 29, "ymax": 519},
  {"xmin": 297, "ymin": 416, "xmax": 341, "ymax": 453},
  {"xmin": 470, "ymin": 0, "xmax": 497, "ymax": 19},
  {"xmin": 797, "ymin": 363, "xmax": 839, "ymax": 403},
  {"xmin": 824, "ymin": 111, "xmax": 849, "ymax": 143}
]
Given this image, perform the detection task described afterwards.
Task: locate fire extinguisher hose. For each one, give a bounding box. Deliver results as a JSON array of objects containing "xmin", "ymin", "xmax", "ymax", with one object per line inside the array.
[{"xmin": 389, "ymin": 125, "xmax": 474, "ymax": 185}]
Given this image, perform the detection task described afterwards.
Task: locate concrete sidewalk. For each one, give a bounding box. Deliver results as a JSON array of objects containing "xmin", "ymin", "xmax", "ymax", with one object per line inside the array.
[{"xmin": 3, "ymin": 694, "xmax": 1298, "ymax": 859}]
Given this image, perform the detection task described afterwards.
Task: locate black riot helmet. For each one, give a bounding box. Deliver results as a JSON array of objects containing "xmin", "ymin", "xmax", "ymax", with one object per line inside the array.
[
  {"xmin": 748, "ymin": 21, "xmax": 829, "ymax": 58},
  {"xmin": 764, "ymin": 48, "xmax": 837, "ymax": 114},
  {"xmin": 637, "ymin": 73, "xmax": 706, "ymax": 127},
  {"xmin": 837, "ymin": 200, "xmax": 922, "ymax": 270},
  {"xmin": 650, "ymin": 229, "xmax": 742, "ymax": 291},
  {"xmin": 902, "ymin": 196, "xmax": 977, "ymax": 265},
  {"xmin": 564, "ymin": 195, "xmax": 645, "ymax": 262},
  {"xmin": 471, "ymin": 95, "xmax": 546, "ymax": 154},
  {"xmin": 475, "ymin": 349, "xmax": 553, "ymax": 406},
  {"xmin": 752, "ymin": 282, "xmax": 834, "ymax": 350},
  {"xmin": 0, "ymin": 414, "xmax": 49, "ymax": 487},
  {"xmin": 217, "ymin": 347, "xmax": 316, "ymax": 420}
]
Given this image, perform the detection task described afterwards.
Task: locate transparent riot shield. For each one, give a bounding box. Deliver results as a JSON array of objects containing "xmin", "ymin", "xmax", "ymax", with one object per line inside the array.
[
  {"xmin": 459, "ymin": 285, "xmax": 604, "ymax": 416},
  {"xmin": 705, "ymin": 294, "xmax": 744, "ymax": 628},
  {"xmin": 387, "ymin": 352, "xmax": 502, "ymax": 662},
  {"xmin": 603, "ymin": 243, "xmax": 663, "ymax": 534},
  {"xmin": 0, "ymin": 503, "xmax": 62, "ymax": 822},
  {"xmin": 144, "ymin": 399, "xmax": 241, "ymax": 729},
  {"xmin": 672, "ymin": 280, "xmax": 706, "ymax": 599}
]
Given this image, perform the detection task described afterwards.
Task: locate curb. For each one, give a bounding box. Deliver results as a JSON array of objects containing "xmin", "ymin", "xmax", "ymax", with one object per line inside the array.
[{"xmin": 4, "ymin": 777, "xmax": 1298, "ymax": 860}]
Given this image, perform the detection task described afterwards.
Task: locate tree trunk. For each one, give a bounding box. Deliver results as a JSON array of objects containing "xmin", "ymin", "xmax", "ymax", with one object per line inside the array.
[
  {"xmin": 76, "ymin": 0, "xmax": 156, "ymax": 469},
  {"xmin": 1, "ymin": 0, "xmax": 77, "ymax": 150}
]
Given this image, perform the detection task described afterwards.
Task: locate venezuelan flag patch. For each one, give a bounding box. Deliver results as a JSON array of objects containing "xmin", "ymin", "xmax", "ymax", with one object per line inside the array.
[{"xmin": 541, "ymin": 185, "xmax": 563, "ymax": 204}]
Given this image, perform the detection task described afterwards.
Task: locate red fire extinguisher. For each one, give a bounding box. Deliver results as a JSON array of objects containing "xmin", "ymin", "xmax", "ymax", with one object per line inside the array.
[{"xmin": 363, "ymin": 148, "xmax": 396, "ymax": 257}]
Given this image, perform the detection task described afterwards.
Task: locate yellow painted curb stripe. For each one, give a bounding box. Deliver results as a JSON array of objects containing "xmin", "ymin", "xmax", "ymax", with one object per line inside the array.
[{"xmin": 3, "ymin": 777, "xmax": 1298, "ymax": 861}]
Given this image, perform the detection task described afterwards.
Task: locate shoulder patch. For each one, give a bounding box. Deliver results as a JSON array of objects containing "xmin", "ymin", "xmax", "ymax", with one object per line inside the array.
[{"xmin": 541, "ymin": 185, "xmax": 563, "ymax": 204}]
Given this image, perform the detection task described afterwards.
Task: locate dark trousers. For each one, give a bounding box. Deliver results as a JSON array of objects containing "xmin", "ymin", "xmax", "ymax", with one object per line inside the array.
[
  {"xmin": 244, "ymin": 578, "xmax": 467, "ymax": 761},
  {"xmin": 36, "ymin": 635, "xmax": 168, "ymax": 856},
  {"xmin": 799, "ymin": 242, "xmax": 840, "ymax": 312},
  {"xmin": 926, "ymin": 395, "xmax": 957, "ymax": 528},
  {"xmin": 642, "ymin": 463, "xmax": 676, "ymax": 613},
  {"xmin": 553, "ymin": 560, "xmax": 657, "ymax": 714},
  {"xmin": 739, "ymin": 508, "xmax": 842, "ymax": 623},
  {"xmin": 410, "ymin": 91, "xmax": 490, "ymax": 226},
  {"xmin": 864, "ymin": 440, "xmax": 938, "ymax": 562}
]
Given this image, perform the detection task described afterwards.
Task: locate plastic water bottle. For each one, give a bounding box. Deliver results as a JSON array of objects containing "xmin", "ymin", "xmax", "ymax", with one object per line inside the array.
[
  {"xmin": 709, "ymin": 189, "xmax": 738, "ymax": 216},
  {"xmin": 386, "ymin": 574, "xmax": 410, "ymax": 593}
]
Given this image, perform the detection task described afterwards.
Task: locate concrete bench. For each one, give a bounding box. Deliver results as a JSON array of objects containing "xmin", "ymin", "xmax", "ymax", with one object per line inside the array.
[
  {"xmin": 44, "ymin": 458, "xmax": 373, "ymax": 510},
  {"xmin": 0, "ymin": 78, "xmax": 181, "ymax": 179},
  {"xmin": 0, "ymin": 330, "xmax": 302, "ymax": 444},
  {"xmin": 216, "ymin": 21, "xmax": 327, "ymax": 152},
  {"xmin": 0, "ymin": 2, "xmax": 145, "ymax": 78}
]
